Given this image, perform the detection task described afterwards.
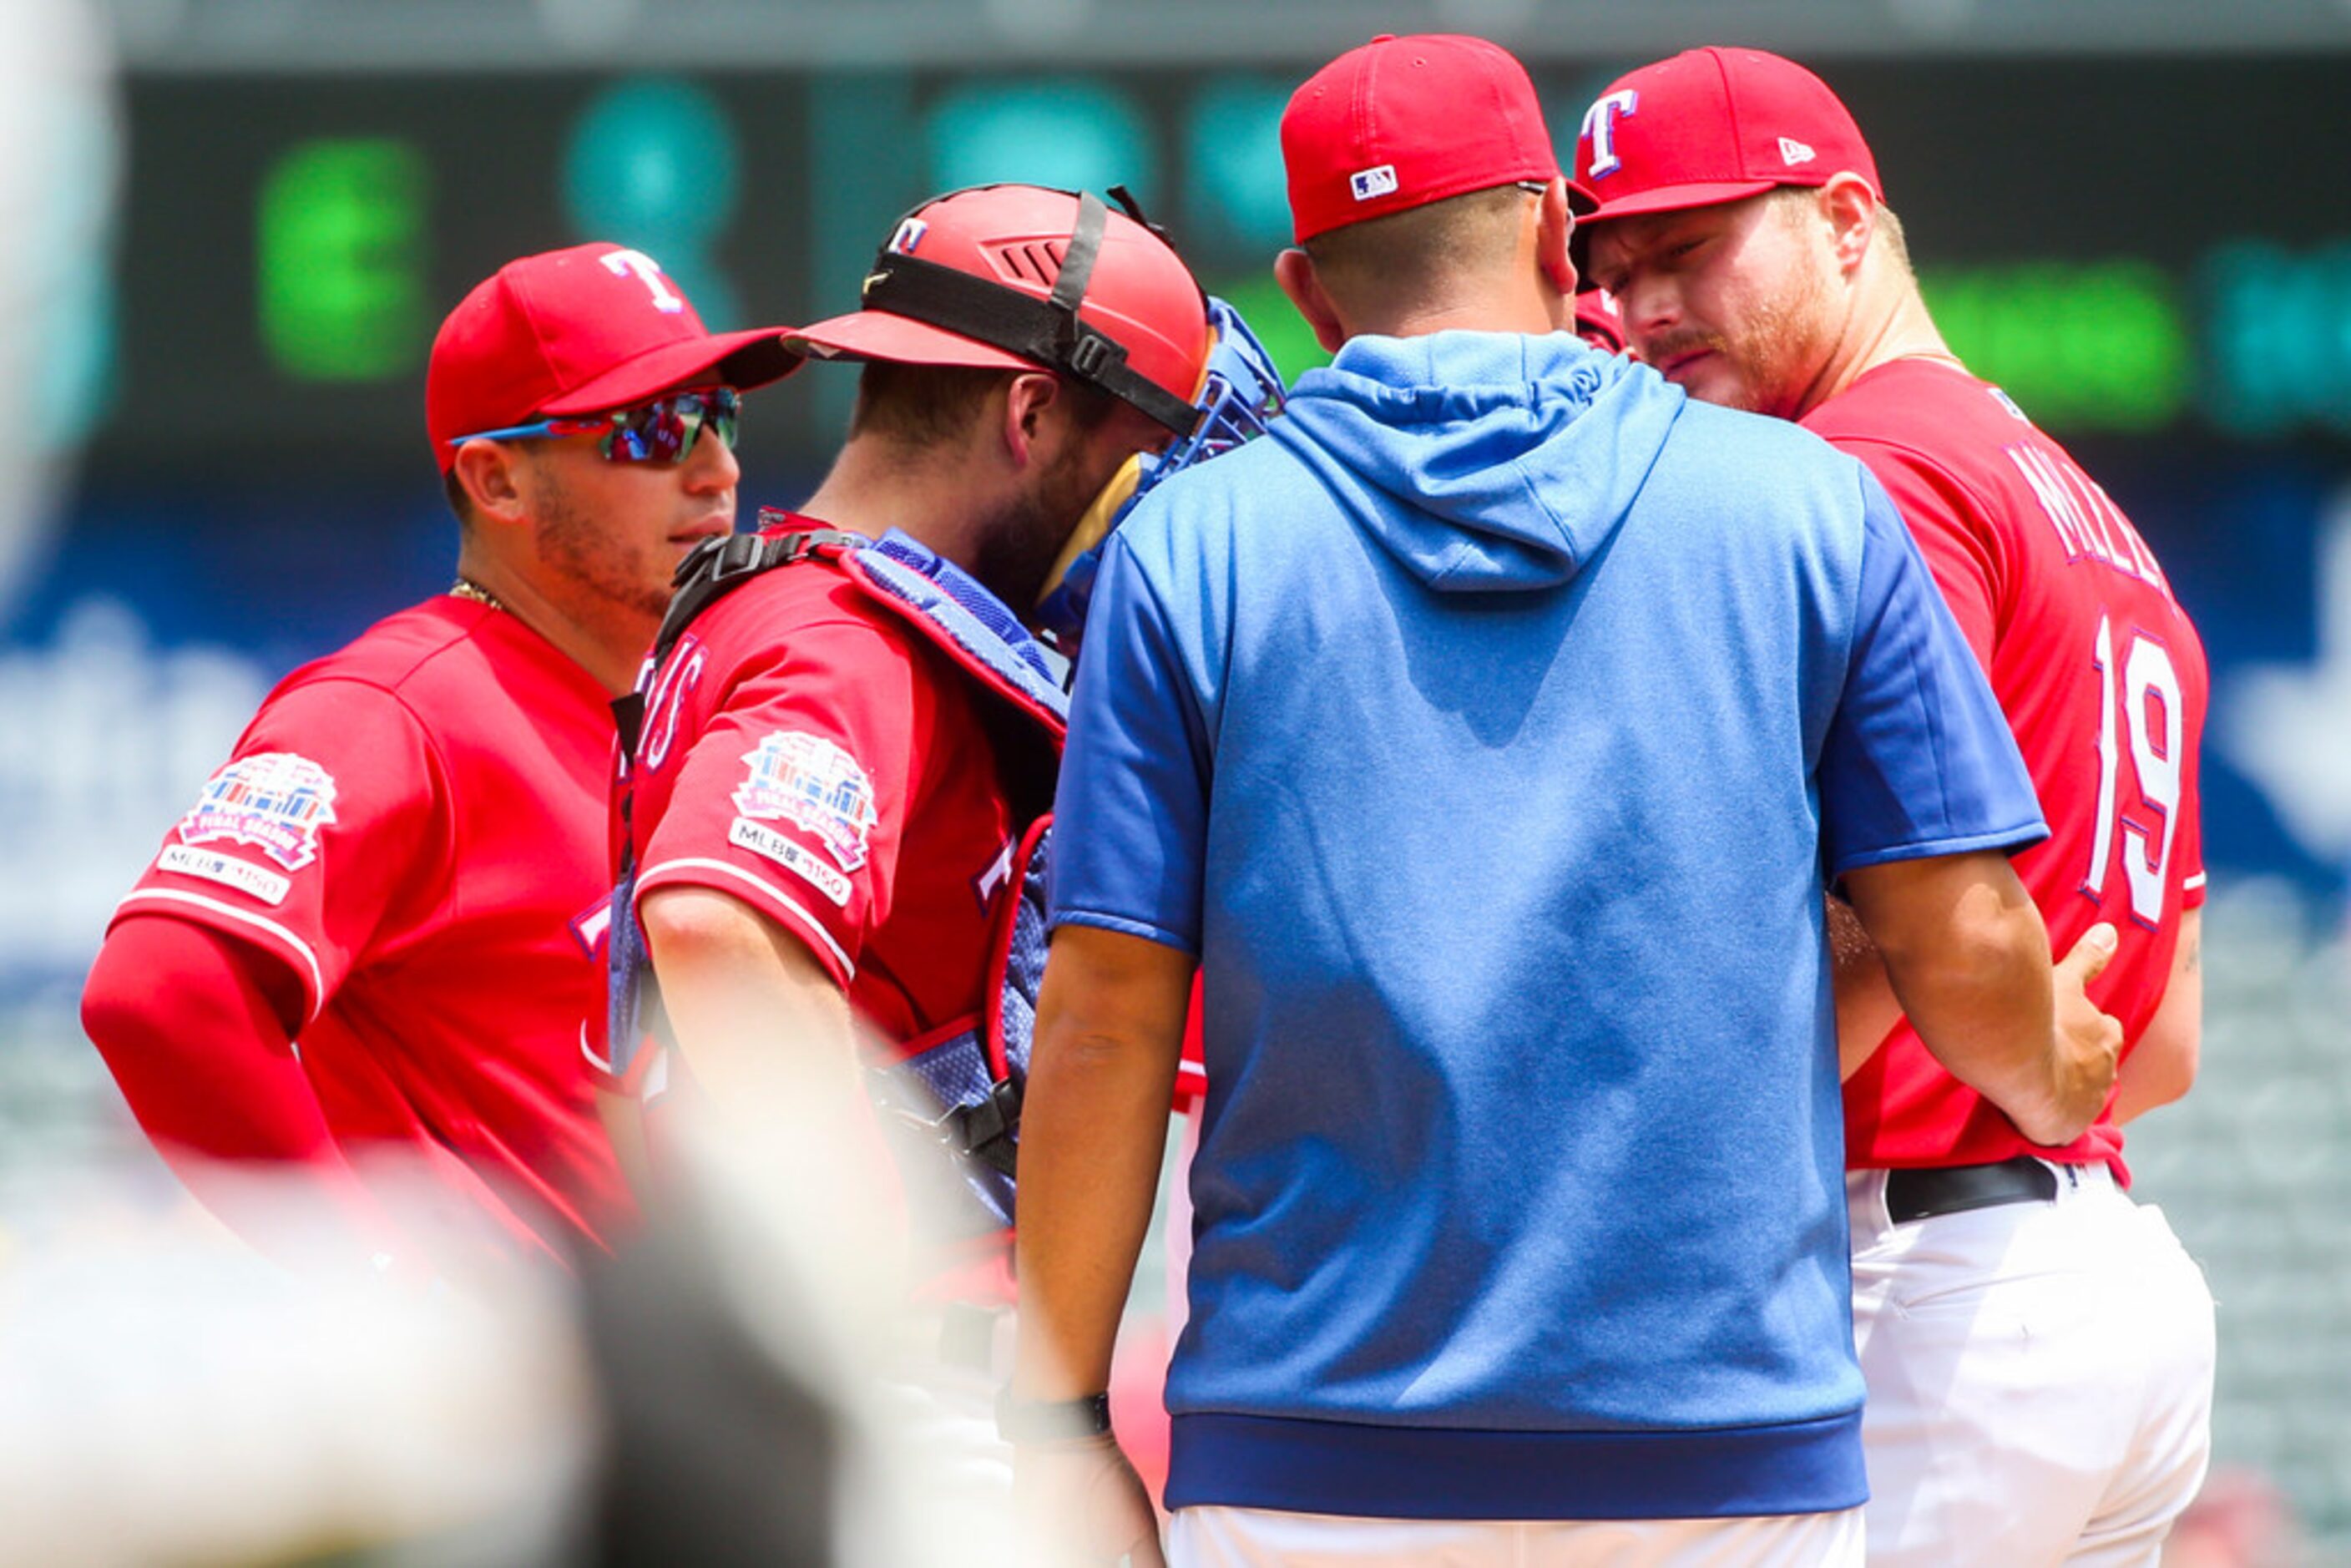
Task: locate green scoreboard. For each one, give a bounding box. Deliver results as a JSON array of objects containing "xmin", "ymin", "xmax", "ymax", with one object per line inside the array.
[{"xmin": 96, "ymin": 56, "xmax": 2351, "ymax": 480}]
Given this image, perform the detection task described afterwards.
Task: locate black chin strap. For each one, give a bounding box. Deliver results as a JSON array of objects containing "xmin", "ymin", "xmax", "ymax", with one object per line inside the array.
[{"xmin": 855, "ymin": 190, "xmax": 1199, "ymax": 435}]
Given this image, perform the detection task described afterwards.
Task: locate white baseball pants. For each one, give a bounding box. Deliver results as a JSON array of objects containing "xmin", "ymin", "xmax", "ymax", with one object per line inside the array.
[
  {"xmin": 1848, "ymin": 1161, "xmax": 2216, "ymax": 1566},
  {"xmin": 1169, "ymin": 1505, "xmax": 1864, "ymax": 1565}
]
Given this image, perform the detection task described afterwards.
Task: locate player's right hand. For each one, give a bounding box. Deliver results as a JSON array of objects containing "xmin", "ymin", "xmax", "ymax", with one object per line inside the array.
[
  {"xmin": 2028, "ymin": 922, "xmax": 2125, "ymax": 1146},
  {"xmin": 1014, "ymin": 1434, "xmax": 1165, "ymax": 1568}
]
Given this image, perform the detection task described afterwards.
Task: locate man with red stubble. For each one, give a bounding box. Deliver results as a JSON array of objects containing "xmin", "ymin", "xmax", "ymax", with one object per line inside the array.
[{"xmin": 1579, "ymin": 48, "xmax": 2216, "ymax": 1567}]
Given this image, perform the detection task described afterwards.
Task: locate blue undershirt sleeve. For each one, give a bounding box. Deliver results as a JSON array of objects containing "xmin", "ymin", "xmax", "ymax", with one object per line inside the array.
[
  {"xmin": 1048, "ymin": 532, "xmax": 1213, "ymax": 953},
  {"xmin": 1818, "ymin": 475, "xmax": 2047, "ymax": 881}
]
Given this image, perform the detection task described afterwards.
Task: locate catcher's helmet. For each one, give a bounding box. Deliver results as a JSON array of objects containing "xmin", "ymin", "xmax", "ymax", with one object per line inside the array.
[{"xmin": 784, "ymin": 184, "xmax": 1214, "ymax": 434}]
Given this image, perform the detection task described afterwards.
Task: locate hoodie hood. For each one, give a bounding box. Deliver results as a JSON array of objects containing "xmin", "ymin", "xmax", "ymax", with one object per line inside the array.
[{"xmin": 1272, "ymin": 330, "xmax": 1682, "ymax": 591}]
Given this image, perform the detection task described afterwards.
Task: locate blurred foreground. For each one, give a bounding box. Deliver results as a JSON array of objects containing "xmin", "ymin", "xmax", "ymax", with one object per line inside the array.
[
  {"xmin": 0, "ymin": 1065, "xmax": 1064, "ymax": 1565},
  {"xmin": 0, "ymin": 879, "xmax": 2343, "ymax": 1565}
]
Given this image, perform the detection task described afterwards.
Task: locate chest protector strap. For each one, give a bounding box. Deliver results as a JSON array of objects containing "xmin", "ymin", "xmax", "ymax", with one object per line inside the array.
[
  {"xmin": 607, "ymin": 521, "xmax": 1066, "ymax": 1232},
  {"xmin": 868, "ymin": 811, "xmax": 1054, "ymax": 1231},
  {"xmin": 614, "ymin": 527, "xmax": 868, "ymax": 757}
]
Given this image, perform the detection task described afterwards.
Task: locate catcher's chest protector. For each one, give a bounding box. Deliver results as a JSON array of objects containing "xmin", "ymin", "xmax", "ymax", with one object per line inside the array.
[{"xmin": 608, "ymin": 524, "xmax": 1066, "ymax": 1231}]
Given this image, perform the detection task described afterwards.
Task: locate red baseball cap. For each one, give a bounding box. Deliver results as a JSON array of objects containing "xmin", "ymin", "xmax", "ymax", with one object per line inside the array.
[
  {"xmin": 1575, "ymin": 48, "xmax": 1882, "ymax": 229},
  {"xmin": 1282, "ymin": 33, "xmax": 1590, "ymax": 245},
  {"xmin": 427, "ymin": 243, "xmax": 796, "ymax": 472}
]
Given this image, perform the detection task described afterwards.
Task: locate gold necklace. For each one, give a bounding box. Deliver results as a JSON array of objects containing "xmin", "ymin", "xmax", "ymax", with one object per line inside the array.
[{"xmin": 449, "ymin": 577, "xmax": 506, "ymax": 613}]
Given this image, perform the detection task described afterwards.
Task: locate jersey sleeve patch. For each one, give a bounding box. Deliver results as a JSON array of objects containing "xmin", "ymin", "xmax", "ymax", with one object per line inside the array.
[
  {"xmin": 727, "ymin": 818, "xmax": 853, "ymax": 907},
  {"xmin": 156, "ymin": 843, "xmax": 291, "ymax": 904},
  {"xmin": 175, "ymin": 752, "xmax": 339, "ymax": 871},
  {"xmin": 732, "ymin": 731, "xmax": 879, "ymax": 872}
]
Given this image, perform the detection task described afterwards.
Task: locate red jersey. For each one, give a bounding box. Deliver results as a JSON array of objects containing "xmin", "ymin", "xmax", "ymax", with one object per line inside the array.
[
  {"xmin": 1805, "ymin": 360, "xmax": 2209, "ymax": 1178},
  {"xmin": 109, "ymin": 597, "xmax": 633, "ymax": 1252},
  {"xmin": 625, "ymin": 547, "xmax": 1028, "ymax": 1052}
]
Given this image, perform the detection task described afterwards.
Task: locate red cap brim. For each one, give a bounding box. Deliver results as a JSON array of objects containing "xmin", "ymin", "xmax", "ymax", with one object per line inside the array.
[
  {"xmin": 782, "ymin": 310, "xmax": 1039, "ymax": 375},
  {"xmin": 538, "ymin": 326, "xmax": 800, "ymax": 416},
  {"xmin": 1582, "ymin": 177, "xmax": 1783, "ymax": 228}
]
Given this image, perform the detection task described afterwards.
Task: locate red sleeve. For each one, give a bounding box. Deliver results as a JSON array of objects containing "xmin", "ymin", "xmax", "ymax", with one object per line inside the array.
[
  {"xmin": 109, "ymin": 680, "xmax": 442, "ymax": 1020},
  {"xmin": 635, "ymin": 614, "xmax": 928, "ymax": 989},
  {"xmin": 2179, "ymin": 832, "xmax": 2207, "ymax": 909},
  {"xmin": 2175, "ymin": 619, "xmax": 2212, "ymax": 911},
  {"xmin": 83, "ymin": 914, "xmax": 326, "ymax": 1161},
  {"xmin": 1172, "ymin": 972, "xmax": 1208, "ymax": 1114},
  {"xmin": 1827, "ymin": 437, "xmax": 2009, "ymax": 674},
  {"xmin": 81, "ymin": 916, "xmax": 420, "ymax": 1273}
]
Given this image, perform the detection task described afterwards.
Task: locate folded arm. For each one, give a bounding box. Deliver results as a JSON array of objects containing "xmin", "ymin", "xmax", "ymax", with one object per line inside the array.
[{"xmin": 82, "ymin": 914, "xmax": 410, "ymax": 1270}]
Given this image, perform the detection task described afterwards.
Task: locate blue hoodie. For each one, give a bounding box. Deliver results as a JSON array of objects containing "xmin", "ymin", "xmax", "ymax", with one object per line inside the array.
[{"xmin": 1051, "ymin": 331, "xmax": 2042, "ymax": 1521}]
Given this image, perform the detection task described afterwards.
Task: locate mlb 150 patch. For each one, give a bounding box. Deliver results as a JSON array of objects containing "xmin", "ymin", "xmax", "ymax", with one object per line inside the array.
[
  {"xmin": 728, "ymin": 817, "xmax": 853, "ymax": 907},
  {"xmin": 156, "ymin": 844, "xmax": 292, "ymax": 904},
  {"xmin": 176, "ymin": 752, "xmax": 339, "ymax": 873}
]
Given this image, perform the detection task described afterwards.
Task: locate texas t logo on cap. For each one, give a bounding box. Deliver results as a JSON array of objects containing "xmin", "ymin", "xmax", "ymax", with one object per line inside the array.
[
  {"xmin": 1582, "ymin": 90, "xmax": 1638, "ymax": 180},
  {"xmin": 599, "ymin": 248, "xmax": 686, "ymax": 314}
]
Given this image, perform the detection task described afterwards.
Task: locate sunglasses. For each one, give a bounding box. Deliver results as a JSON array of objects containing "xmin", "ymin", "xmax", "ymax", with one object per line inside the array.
[{"xmin": 446, "ymin": 387, "xmax": 741, "ymax": 465}]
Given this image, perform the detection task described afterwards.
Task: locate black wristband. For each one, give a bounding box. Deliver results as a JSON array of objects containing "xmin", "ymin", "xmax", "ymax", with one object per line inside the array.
[{"xmin": 994, "ymin": 1388, "xmax": 1113, "ymax": 1444}]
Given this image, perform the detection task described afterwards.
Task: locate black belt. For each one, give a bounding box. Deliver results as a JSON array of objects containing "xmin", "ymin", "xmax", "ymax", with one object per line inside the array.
[{"xmin": 1883, "ymin": 1156, "xmax": 2059, "ymax": 1223}]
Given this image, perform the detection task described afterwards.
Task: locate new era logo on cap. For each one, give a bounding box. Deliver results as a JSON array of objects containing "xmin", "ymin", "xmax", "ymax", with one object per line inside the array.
[
  {"xmin": 1778, "ymin": 137, "xmax": 1816, "ymax": 167},
  {"xmin": 1351, "ymin": 164, "xmax": 1401, "ymax": 201}
]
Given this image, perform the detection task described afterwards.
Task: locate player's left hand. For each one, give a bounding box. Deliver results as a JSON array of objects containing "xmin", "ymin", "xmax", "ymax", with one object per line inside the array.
[{"xmin": 1014, "ymin": 1434, "xmax": 1165, "ymax": 1567}]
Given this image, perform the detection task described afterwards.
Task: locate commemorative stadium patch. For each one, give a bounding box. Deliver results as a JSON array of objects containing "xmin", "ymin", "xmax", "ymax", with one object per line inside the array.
[
  {"xmin": 734, "ymin": 731, "xmax": 878, "ymax": 873},
  {"xmin": 176, "ymin": 752, "xmax": 338, "ymax": 872}
]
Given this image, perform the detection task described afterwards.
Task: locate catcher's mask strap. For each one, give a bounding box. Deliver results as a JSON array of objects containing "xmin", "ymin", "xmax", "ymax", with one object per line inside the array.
[
  {"xmin": 1105, "ymin": 184, "xmax": 1169, "ymax": 245},
  {"xmin": 857, "ymin": 193, "xmax": 1200, "ymax": 434},
  {"xmin": 1048, "ymin": 188, "xmax": 1108, "ymax": 316}
]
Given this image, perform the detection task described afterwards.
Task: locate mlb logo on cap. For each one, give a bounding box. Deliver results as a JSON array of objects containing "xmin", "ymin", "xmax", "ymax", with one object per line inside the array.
[
  {"xmin": 1351, "ymin": 164, "xmax": 1400, "ymax": 202},
  {"xmin": 1575, "ymin": 48, "xmax": 1882, "ymax": 227}
]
